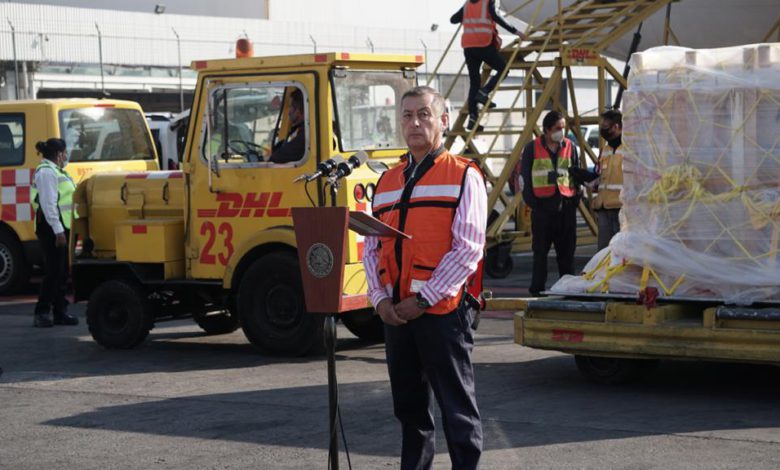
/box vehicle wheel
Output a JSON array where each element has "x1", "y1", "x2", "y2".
[
  {"x1": 238, "y1": 252, "x2": 323, "y2": 356},
  {"x1": 574, "y1": 355, "x2": 656, "y2": 385},
  {"x1": 485, "y1": 243, "x2": 514, "y2": 279},
  {"x1": 341, "y1": 308, "x2": 384, "y2": 342},
  {"x1": 195, "y1": 310, "x2": 239, "y2": 335},
  {"x1": 0, "y1": 229, "x2": 30, "y2": 295},
  {"x1": 86, "y1": 279, "x2": 154, "y2": 349}
]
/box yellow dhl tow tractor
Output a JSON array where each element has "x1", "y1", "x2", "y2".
[
  {"x1": 0, "y1": 99, "x2": 158, "y2": 294},
  {"x1": 70, "y1": 52, "x2": 424, "y2": 355}
]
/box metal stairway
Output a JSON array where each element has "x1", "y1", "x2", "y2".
[{"x1": 430, "y1": 0, "x2": 674, "y2": 275}]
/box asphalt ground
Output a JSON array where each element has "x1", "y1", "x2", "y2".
[{"x1": 2, "y1": 246, "x2": 780, "y2": 469}]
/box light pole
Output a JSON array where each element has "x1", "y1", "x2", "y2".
[
  {"x1": 309, "y1": 34, "x2": 317, "y2": 54},
  {"x1": 95, "y1": 22, "x2": 106, "y2": 96},
  {"x1": 172, "y1": 28, "x2": 184, "y2": 112},
  {"x1": 7, "y1": 19, "x2": 19, "y2": 99}
]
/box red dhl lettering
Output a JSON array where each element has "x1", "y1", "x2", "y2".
[
  {"x1": 197, "y1": 192, "x2": 291, "y2": 218},
  {"x1": 551, "y1": 329, "x2": 584, "y2": 343},
  {"x1": 567, "y1": 48, "x2": 598, "y2": 60}
]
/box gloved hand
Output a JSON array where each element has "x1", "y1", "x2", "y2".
[{"x1": 568, "y1": 166, "x2": 598, "y2": 185}]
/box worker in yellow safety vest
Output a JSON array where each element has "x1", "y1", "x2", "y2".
[
  {"x1": 30, "y1": 138, "x2": 78, "y2": 328},
  {"x1": 591, "y1": 109, "x2": 624, "y2": 249},
  {"x1": 569, "y1": 109, "x2": 624, "y2": 250}
]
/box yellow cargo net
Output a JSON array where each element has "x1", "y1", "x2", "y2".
[{"x1": 552, "y1": 43, "x2": 780, "y2": 303}]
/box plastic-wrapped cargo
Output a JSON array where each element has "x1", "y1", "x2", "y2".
[{"x1": 552, "y1": 43, "x2": 780, "y2": 305}]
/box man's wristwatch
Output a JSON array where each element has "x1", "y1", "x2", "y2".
[{"x1": 415, "y1": 292, "x2": 431, "y2": 310}]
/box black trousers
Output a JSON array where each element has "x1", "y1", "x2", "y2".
[
  {"x1": 384, "y1": 303, "x2": 482, "y2": 470},
  {"x1": 596, "y1": 208, "x2": 621, "y2": 250},
  {"x1": 464, "y1": 45, "x2": 507, "y2": 118},
  {"x1": 34, "y1": 215, "x2": 69, "y2": 317},
  {"x1": 530, "y1": 202, "x2": 577, "y2": 293}
]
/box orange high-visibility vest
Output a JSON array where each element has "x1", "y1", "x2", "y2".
[
  {"x1": 461, "y1": 0, "x2": 496, "y2": 48},
  {"x1": 531, "y1": 136, "x2": 576, "y2": 198},
  {"x1": 592, "y1": 145, "x2": 624, "y2": 210},
  {"x1": 372, "y1": 150, "x2": 479, "y2": 314}
]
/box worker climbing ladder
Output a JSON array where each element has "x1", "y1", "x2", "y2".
[{"x1": 428, "y1": 0, "x2": 674, "y2": 277}]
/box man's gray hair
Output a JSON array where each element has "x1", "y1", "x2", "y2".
[{"x1": 401, "y1": 86, "x2": 447, "y2": 117}]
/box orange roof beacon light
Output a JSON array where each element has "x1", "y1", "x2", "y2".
[{"x1": 235, "y1": 37, "x2": 254, "y2": 58}]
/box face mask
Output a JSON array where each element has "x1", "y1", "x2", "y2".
[
  {"x1": 550, "y1": 130, "x2": 564, "y2": 143},
  {"x1": 599, "y1": 126, "x2": 612, "y2": 140}
]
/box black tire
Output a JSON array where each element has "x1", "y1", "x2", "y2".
[
  {"x1": 0, "y1": 229, "x2": 30, "y2": 295},
  {"x1": 195, "y1": 311, "x2": 239, "y2": 335},
  {"x1": 238, "y1": 252, "x2": 323, "y2": 356},
  {"x1": 574, "y1": 355, "x2": 656, "y2": 385},
  {"x1": 86, "y1": 279, "x2": 154, "y2": 349},
  {"x1": 341, "y1": 308, "x2": 384, "y2": 342},
  {"x1": 485, "y1": 243, "x2": 514, "y2": 279}
]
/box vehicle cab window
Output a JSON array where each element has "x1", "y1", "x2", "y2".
[
  {"x1": 0, "y1": 114, "x2": 25, "y2": 166},
  {"x1": 203, "y1": 82, "x2": 308, "y2": 169}
]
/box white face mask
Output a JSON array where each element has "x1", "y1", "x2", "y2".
[{"x1": 550, "y1": 130, "x2": 564, "y2": 143}]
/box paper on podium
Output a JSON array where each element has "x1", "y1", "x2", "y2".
[{"x1": 349, "y1": 211, "x2": 411, "y2": 239}]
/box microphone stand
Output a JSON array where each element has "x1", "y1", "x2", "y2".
[{"x1": 325, "y1": 176, "x2": 340, "y2": 469}]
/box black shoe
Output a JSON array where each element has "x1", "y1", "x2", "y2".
[
  {"x1": 466, "y1": 118, "x2": 484, "y2": 133},
  {"x1": 34, "y1": 314, "x2": 54, "y2": 328},
  {"x1": 54, "y1": 312, "x2": 79, "y2": 326},
  {"x1": 476, "y1": 90, "x2": 497, "y2": 108}
]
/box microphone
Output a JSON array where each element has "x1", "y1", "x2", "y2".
[
  {"x1": 332, "y1": 151, "x2": 368, "y2": 180},
  {"x1": 294, "y1": 155, "x2": 345, "y2": 182}
]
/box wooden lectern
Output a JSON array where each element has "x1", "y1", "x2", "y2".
[{"x1": 291, "y1": 206, "x2": 408, "y2": 469}]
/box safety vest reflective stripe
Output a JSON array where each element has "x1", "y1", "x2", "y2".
[
  {"x1": 373, "y1": 184, "x2": 462, "y2": 210},
  {"x1": 410, "y1": 184, "x2": 461, "y2": 200},
  {"x1": 372, "y1": 188, "x2": 404, "y2": 209},
  {"x1": 462, "y1": 18, "x2": 492, "y2": 24},
  {"x1": 603, "y1": 184, "x2": 623, "y2": 190},
  {"x1": 462, "y1": 0, "x2": 495, "y2": 48}
]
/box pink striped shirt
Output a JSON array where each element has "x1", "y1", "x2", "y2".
[{"x1": 364, "y1": 166, "x2": 487, "y2": 308}]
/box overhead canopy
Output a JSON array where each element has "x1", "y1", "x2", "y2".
[{"x1": 503, "y1": 0, "x2": 780, "y2": 60}]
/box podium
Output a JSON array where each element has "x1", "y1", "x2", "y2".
[{"x1": 291, "y1": 206, "x2": 408, "y2": 469}]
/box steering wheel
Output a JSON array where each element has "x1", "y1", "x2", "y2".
[{"x1": 228, "y1": 139, "x2": 264, "y2": 162}]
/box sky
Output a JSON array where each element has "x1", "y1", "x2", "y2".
[{"x1": 7, "y1": 0, "x2": 268, "y2": 18}]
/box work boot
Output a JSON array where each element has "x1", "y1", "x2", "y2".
[
  {"x1": 466, "y1": 116, "x2": 484, "y2": 133},
  {"x1": 476, "y1": 89, "x2": 497, "y2": 108},
  {"x1": 53, "y1": 312, "x2": 79, "y2": 326},
  {"x1": 33, "y1": 313, "x2": 54, "y2": 328}
]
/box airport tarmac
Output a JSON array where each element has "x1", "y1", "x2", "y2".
[{"x1": 2, "y1": 251, "x2": 780, "y2": 469}]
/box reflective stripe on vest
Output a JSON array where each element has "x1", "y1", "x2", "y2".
[
  {"x1": 592, "y1": 146, "x2": 624, "y2": 210},
  {"x1": 31, "y1": 160, "x2": 77, "y2": 230},
  {"x1": 531, "y1": 136, "x2": 575, "y2": 198},
  {"x1": 372, "y1": 151, "x2": 473, "y2": 315},
  {"x1": 461, "y1": 0, "x2": 495, "y2": 48}
]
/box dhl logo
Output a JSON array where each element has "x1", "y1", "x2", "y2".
[
  {"x1": 567, "y1": 48, "x2": 598, "y2": 61},
  {"x1": 197, "y1": 191, "x2": 291, "y2": 218}
]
